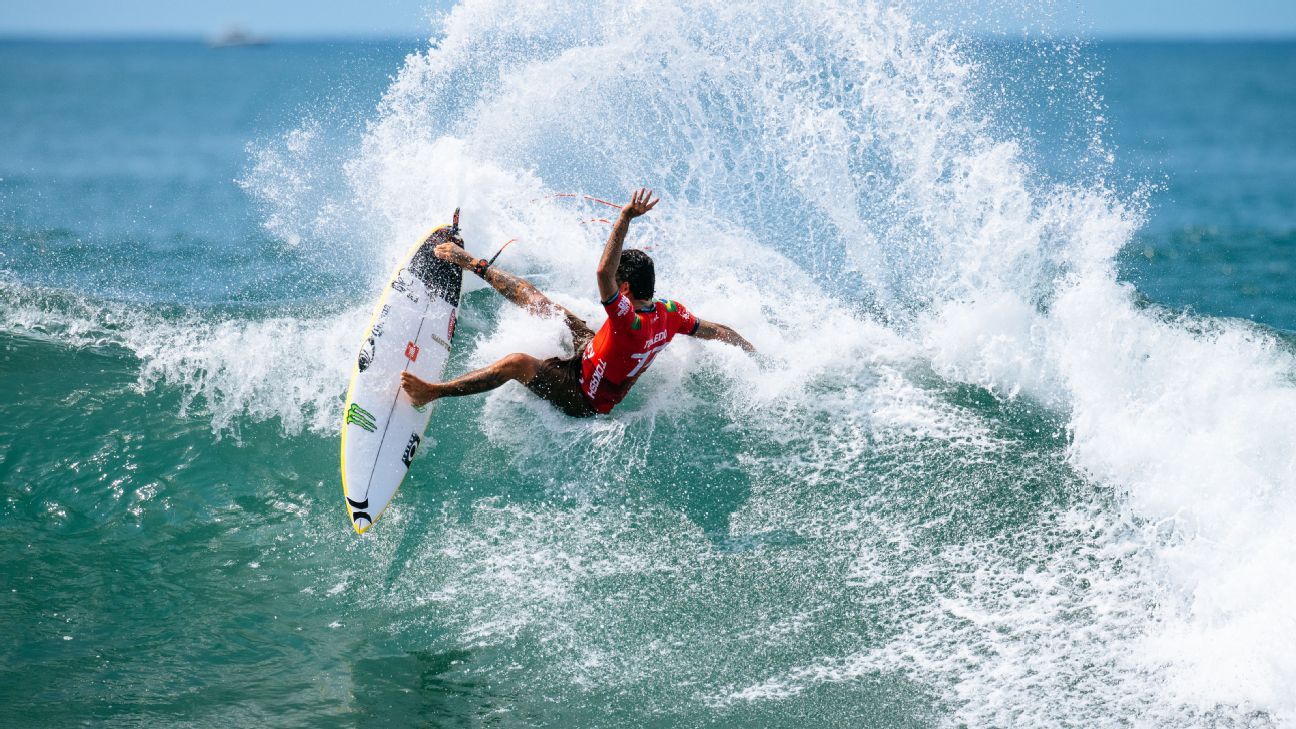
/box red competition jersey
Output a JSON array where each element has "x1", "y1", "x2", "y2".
[{"x1": 580, "y1": 293, "x2": 699, "y2": 413}]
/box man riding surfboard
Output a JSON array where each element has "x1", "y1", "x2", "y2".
[{"x1": 400, "y1": 188, "x2": 754, "y2": 416}]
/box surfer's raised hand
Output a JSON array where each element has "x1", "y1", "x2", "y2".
[
  {"x1": 434, "y1": 241, "x2": 474, "y2": 268},
  {"x1": 620, "y1": 188, "x2": 658, "y2": 220}
]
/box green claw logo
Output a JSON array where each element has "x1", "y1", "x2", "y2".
[{"x1": 345, "y1": 403, "x2": 377, "y2": 432}]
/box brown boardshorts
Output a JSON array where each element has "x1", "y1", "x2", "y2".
[{"x1": 524, "y1": 313, "x2": 597, "y2": 418}]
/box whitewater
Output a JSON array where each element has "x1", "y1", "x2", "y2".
[{"x1": 2, "y1": 1, "x2": 1294, "y2": 726}]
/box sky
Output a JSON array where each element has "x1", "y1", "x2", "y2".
[
  {"x1": 1, "y1": 0, "x2": 1294, "y2": 39},
  {"x1": 0, "y1": 0, "x2": 451, "y2": 39}
]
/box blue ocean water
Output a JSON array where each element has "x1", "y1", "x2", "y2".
[{"x1": 2, "y1": 4, "x2": 1295, "y2": 726}]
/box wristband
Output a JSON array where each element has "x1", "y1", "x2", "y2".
[{"x1": 472, "y1": 258, "x2": 490, "y2": 277}]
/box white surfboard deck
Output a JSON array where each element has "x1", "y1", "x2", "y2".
[{"x1": 340, "y1": 221, "x2": 463, "y2": 534}]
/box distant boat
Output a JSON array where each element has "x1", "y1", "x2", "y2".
[{"x1": 206, "y1": 27, "x2": 269, "y2": 49}]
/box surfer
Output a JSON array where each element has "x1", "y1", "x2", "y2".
[{"x1": 400, "y1": 188, "x2": 754, "y2": 417}]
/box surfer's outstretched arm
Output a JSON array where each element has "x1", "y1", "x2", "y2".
[
  {"x1": 434, "y1": 242, "x2": 557, "y2": 313},
  {"x1": 401, "y1": 354, "x2": 541, "y2": 407},
  {"x1": 433, "y1": 240, "x2": 593, "y2": 346},
  {"x1": 692, "y1": 318, "x2": 756, "y2": 353},
  {"x1": 596, "y1": 188, "x2": 658, "y2": 301}
]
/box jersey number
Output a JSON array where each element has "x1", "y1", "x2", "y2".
[{"x1": 627, "y1": 343, "x2": 669, "y2": 379}]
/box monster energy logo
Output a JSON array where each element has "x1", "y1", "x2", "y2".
[{"x1": 345, "y1": 403, "x2": 376, "y2": 432}]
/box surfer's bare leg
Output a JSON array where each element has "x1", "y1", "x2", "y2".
[{"x1": 400, "y1": 354, "x2": 541, "y2": 407}]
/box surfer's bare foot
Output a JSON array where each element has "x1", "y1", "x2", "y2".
[{"x1": 400, "y1": 371, "x2": 440, "y2": 407}]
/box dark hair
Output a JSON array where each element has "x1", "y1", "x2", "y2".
[{"x1": 616, "y1": 249, "x2": 655, "y2": 300}]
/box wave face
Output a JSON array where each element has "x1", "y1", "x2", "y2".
[{"x1": 4, "y1": 4, "x2": 1295, "y2": 727}]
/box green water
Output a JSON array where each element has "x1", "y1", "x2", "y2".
[{"x1": 0, "y1": 320, "x2": 1124, "y2": 725}]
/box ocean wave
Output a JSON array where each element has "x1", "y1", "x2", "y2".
[
  {"x1": 7, "y1": 0, "x2": 1295, "y2": 723},
  {"x1": 0, "y1": 279, "x2": 363, "y2": 436}
]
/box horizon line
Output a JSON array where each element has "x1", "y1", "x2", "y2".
[
  {"x1": 2, "y1": 31, "x2": 1294, "y2": 44},
  {"x1": 0, "y1": 33, "x2": 428, "y2": 43}
]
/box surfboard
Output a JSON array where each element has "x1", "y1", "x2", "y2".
[{"x1": 340, "y1": 214, "x2": 464, "y2": 534}]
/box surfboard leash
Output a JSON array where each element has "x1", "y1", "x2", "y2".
[
  {"x1": 446, "y1": 206, "x2": 496, "y2": 277},
  {"x1": 471, "y1": 191, "x2": 637, "y2": 276},
  {"x1": 472, "y1": 238, "x2": 519, "y2": 277},
  {"x1": 542, "y1": 192, "x2": 624, "y2": 211},
  {"x1": 538, "y1": 192, "x2": 626, "y2": 226}
]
